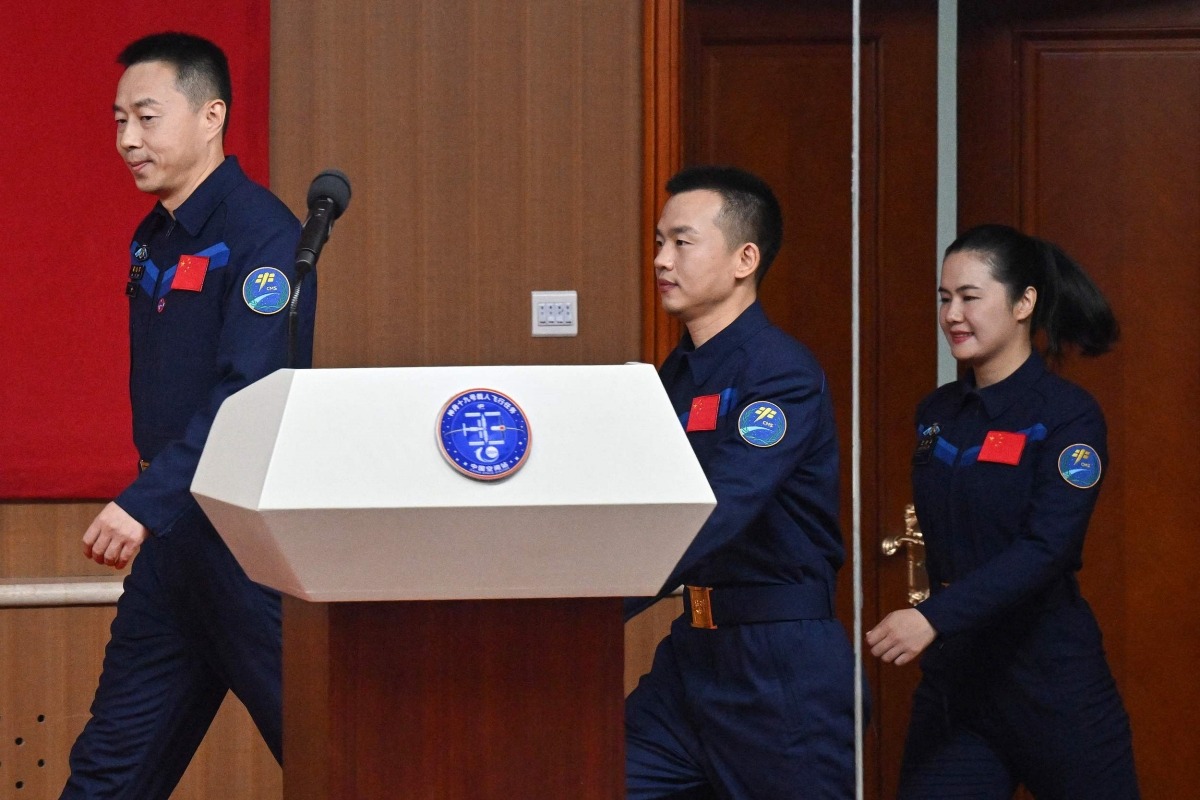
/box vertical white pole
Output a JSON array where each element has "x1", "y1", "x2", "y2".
[
  {"x1": 850, "y1": 0, "x2": 865, "y2": 797},
  {"x1": 937, "y1": 0, "x2": 958, "y2": 385}
]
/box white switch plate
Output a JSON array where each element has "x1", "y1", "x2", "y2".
[{"x1": 531, "y1": 290, "x2": 578, "y2": 337}]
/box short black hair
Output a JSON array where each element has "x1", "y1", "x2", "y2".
[
  {"x1": 665, "y1": 165, "x2": 784, "y2": 283},
  {"x1": 118, "y1": 32, "x2": 232, "y2": 135}
]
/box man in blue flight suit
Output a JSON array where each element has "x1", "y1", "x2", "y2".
[
  {"x1": 625, "y1": 166, "x2": 856, "y2": 799},
  {"x1": 61, "y1": 32, "x2": 315, "y2": 799}
]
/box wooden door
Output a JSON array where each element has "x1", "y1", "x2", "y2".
[
  {"x1": 637, "y1": 2, "x2": 938, "y2": 797},
  {"x1": 959, "y1": 1, "x2": 1200, "y2": 796}
]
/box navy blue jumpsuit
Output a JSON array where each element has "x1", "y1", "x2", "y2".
[
  {"x1": 901, "y1": 352, "x2": 1137, "y2": 799},
  {"x1": 62, "y1": 157, "x2": 314, "y2": 799},
  {"x1": 625, "y1": 301, "x2": 856, "y2": 800}
]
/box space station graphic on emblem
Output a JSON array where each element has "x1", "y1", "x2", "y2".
[{"x1": 436, "y1": 389, "x2": 532, "y2": 481}]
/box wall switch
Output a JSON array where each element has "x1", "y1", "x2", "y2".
[{"x1": 531, "y1": 290, "x2": 578, "y2": 336}]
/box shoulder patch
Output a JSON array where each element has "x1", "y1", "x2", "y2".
[
  {"x1": 243, "y1": 267, "x2": 291, "y2": 315},
  {"x1": 738, "y1": 401, "x2": 786, "y2": 447},
  {"x1": 1058, "y1": 444, "x2": 1102, "y2": 489}
]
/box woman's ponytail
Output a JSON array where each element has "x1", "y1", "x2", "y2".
[{"x1": 1033, "y1": 239, "x2": 1119, "y2": 358}]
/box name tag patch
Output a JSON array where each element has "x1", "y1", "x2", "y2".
[{"x1": 913, "y1": 423, "x2": 940, "y2": 465}]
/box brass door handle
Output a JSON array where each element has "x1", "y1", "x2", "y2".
[{"x1": 881, "y1": 503, "x2": 930, "y2": 606}]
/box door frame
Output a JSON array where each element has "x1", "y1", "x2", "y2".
[
  {"x1": 641, "y1": 0, "x2": 684, "y2": 367},
  {"x1": 639, "y1": 3, "x2": 940, "y2": 798}
]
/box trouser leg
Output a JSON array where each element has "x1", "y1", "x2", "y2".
[
  {"x1": 61, "y1": 537, "x2": 227, "y2": 800},
  {"x1": 629, "y1": 618, "x2": 856, "y2": 800},
  {"x1": 171, "y1": 516, "x2": 283, "y2": 762},
  {"x1": 690, "y1": 620, "x2": 856, "y2": 800},
  {"x1": 898, "y1": 680, "x2": 1016, "y2": 800},
  {"x1": 626, "y1": 630, "x2": 718, "y2": 800},
  {"x1": 1003, "y1": 661, "x2": 1139, "y2": 799}
]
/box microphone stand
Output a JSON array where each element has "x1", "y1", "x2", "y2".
[
  {"x1": 286, "y1": 263, "x2": 311, "y2": 370},
  {"x1": 287, "y1": 202, "x2": 333, "y2": 369}
]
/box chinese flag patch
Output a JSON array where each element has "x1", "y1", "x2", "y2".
[
  {"x1": 978, "y1": 430, "x2": 1026, "y2": 465},
  {"x1": 686, "y1": 394, "x2": 721, "y2": 432},
  {"x1": 173, "y1": 254, "x2": 209, "y2": 292}
]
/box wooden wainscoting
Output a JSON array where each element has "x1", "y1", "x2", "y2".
[{"x1": 0, "y1": 503, "x2": 281, "y2": 799}]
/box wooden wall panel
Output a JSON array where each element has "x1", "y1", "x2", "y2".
[
  {"x1": 270, "y1": 0, "x2": 643, "y2": 370},
  {"x1": 0, "y1": 504, "x2": 108, "y2": 579},
  {"x1": 0, "y1": 604, "x2": 114, "y2": 796},
  {"x1": 0, "y1": 504, "x2": 281, "y2": 798},
  {"x1": 622, "y1": 596, "x2": 680, "y2": 694}
]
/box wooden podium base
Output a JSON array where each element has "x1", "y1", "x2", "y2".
[{"x1": 283, "y1": 596, "x2": 625, "y2": 799}]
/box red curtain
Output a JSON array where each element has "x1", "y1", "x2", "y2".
[{"x1": 0, "y1": 1, "x2": 271, "y2": 498}]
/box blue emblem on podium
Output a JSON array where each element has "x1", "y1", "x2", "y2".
[{"x1": 437, "y1": 389, "x2": 532, "y2": 480}]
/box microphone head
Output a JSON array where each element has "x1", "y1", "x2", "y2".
[{"x1": 307, "y1": 169, "x2": 352, "y2": 218}]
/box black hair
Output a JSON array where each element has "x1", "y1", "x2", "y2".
[
  {"x1": 666, "y1": 165, "x2": 783, "y2": 284},
  {"x1": 118, "y1": 33, "x2": 232, "y2": 135},
  {"x1": 945, "y1": 224, "x2": 1118, "y2": 358}
]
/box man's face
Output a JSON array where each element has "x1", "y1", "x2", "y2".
[
  {"x1": 113, "y1": 61, "x2": 213, "y2": 208},
  {"x1": 654, "y1": 189, "x2": 746, "y2": 323}
]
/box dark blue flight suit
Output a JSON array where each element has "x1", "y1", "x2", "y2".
[
  {"x1": 62, "y1": 157, "x2": 315, "y2": 799},
  {"x1": 625, "y1": 301, "x2": 856, "y2": 800},
  {"x1": 902, "y1": 353, "x2": 1138, "y2": 799}
]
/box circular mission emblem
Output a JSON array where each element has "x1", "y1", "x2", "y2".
[
  {"x1": 738, "y1": 401, "x2": 787, "y2": 447},
  {"x1": 437, "y1": 389, "x2": 531, "y2": 481},
  {"x1": 1058, "y1": 443, "x2": 1102, "y2": 489},
  {"x1": 242, "y1": 267, "x2": 291, "y2": 315}
]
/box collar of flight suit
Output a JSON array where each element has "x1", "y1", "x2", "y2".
[
  {"x1": 678, "y1": 300, "x2": 773, "y2": 386},
  {"x1": 149, "y1": 155, "x2": 247, "y2": 238},
  {"x1": 960, "y1": 350, "x2": 1048, "y2": 420}
]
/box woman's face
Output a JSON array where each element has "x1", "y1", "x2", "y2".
[{"x1": 938, "y1": 250, "x2": 1035, "y2": 379}]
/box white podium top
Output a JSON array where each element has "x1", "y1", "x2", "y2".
[{"x1": 193, "y1": 365, "x2": 714, "y2": 602}]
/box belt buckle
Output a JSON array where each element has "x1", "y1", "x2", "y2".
[{"x1": 687, "y1": 585, "x2": 717, "y2": 629}]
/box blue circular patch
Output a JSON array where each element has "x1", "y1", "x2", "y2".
[
  {"x1": 437, "y1": 389, "x2": 531, "y2": 481},
  {"x1": 738, "y1": 401, "x2": 787, "y2": 448},
  {"x1": 242, "y1": 267, "x2": 291, "y2": 315},
  {"x1": 1058, "y1": 443, "x2": 1102, "y2": 489}
]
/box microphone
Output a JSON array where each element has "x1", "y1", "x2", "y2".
[
  {"x1": 294, "y1": 169, "x2": 351, "y2": 276},
  {"x1": 287, "y1": 169, "x2": 349, "y2": 369}
]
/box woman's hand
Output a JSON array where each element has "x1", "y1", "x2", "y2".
[{"x1": 866, "y1": 608, "x2": 936, "y2": 666}]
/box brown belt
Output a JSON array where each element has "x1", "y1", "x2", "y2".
[
  {"x1": 685, "y1": 583, "x2": 834, "y2": 630},
  {"x1": 688, "y1": 586, "x2": 717, "y2": 629}
]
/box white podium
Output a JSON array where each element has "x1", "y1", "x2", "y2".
[{"x1": 192, "y1": 365, "x2": 714, "y2": 800}]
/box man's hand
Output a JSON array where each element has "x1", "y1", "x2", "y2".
[
  {"x1": 866, "y1": 608, "x2": 936, "y2": 666},
  {"x1": 82, "y1": 502, "x2": 149, "y2": 570}
]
